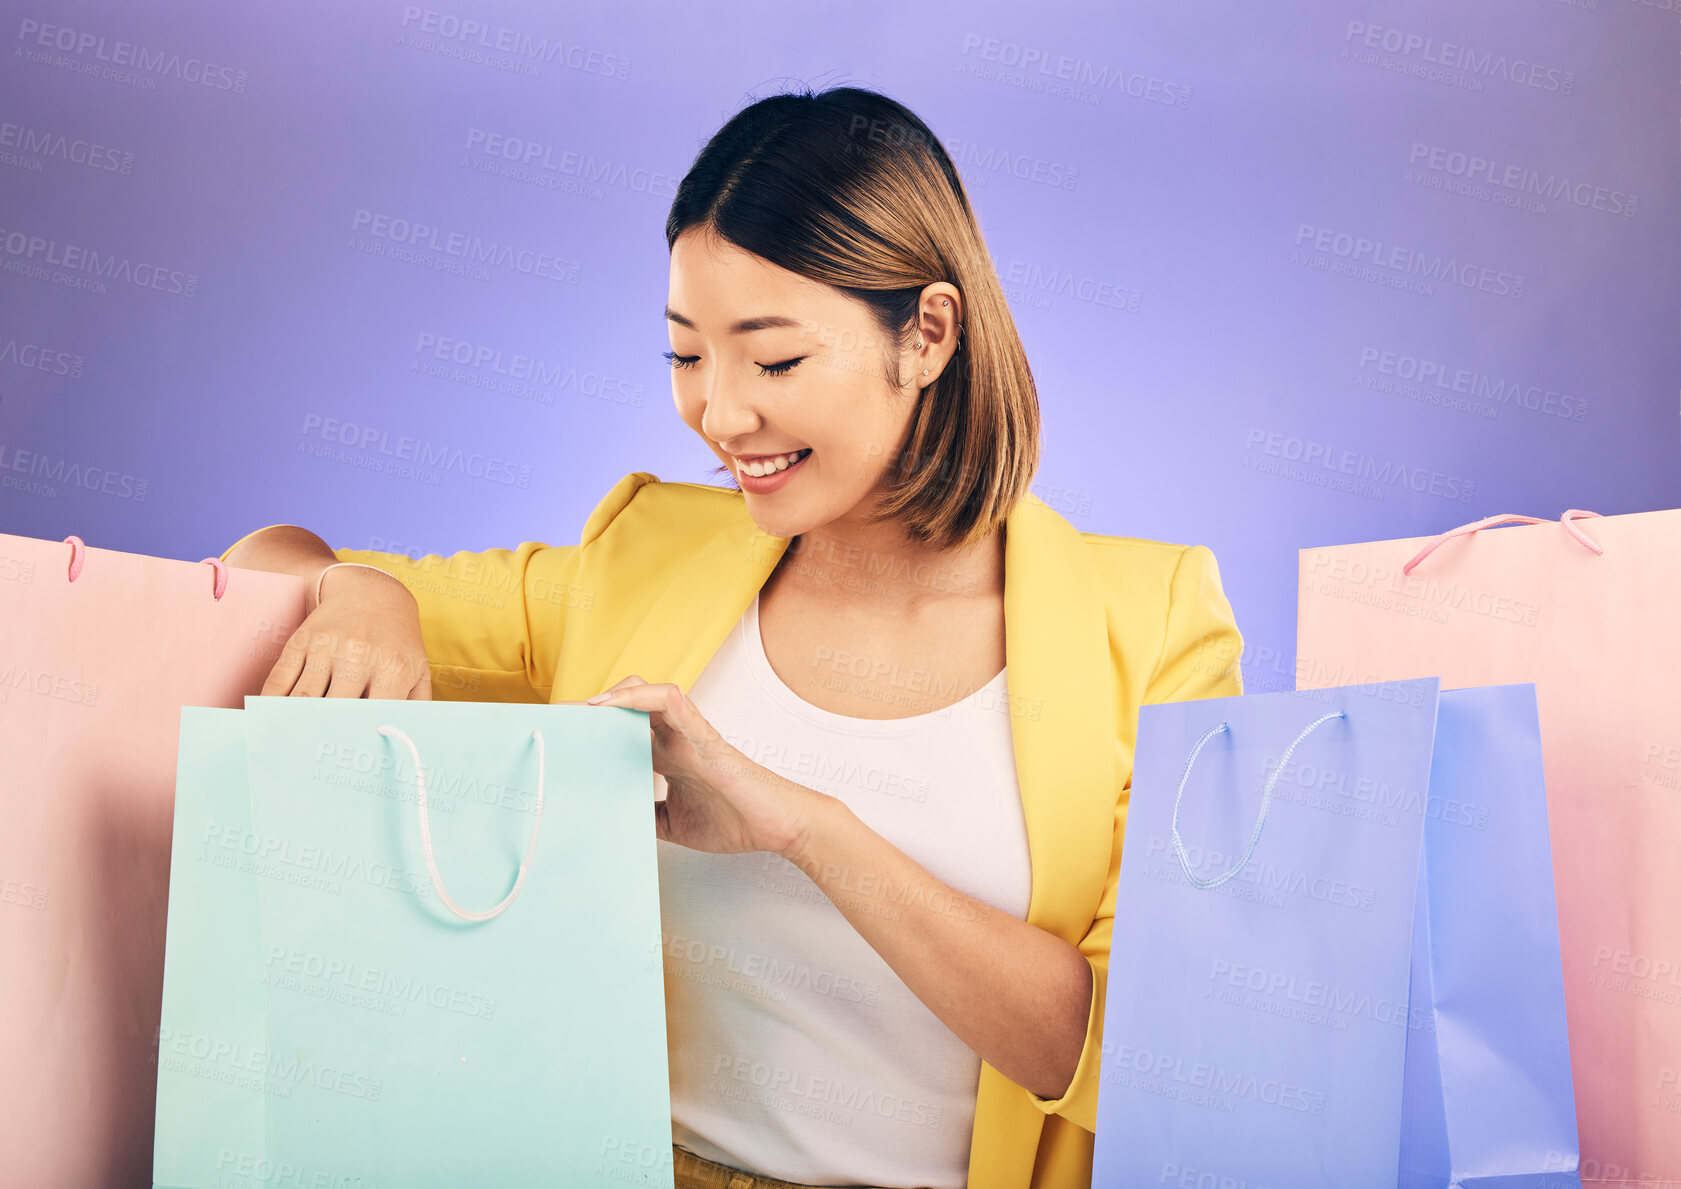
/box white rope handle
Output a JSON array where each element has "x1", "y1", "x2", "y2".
[
  {"x1": 1170, "y1": 711, "x2": 1346, "y2": 889},
  {"x1": 375, "y1": 724, "x2": 547, "y2": 923}
]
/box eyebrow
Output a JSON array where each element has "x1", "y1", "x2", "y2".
[{"x1": 665, "y1": 307, "x2": 804, "y2": 334}]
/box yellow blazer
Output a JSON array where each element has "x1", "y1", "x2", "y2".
[{"x1": 223, "y1": 471, "x2": 1244, "y2": 1189}]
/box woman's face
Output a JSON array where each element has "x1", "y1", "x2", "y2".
[{"x1": 666, "y1": 227, "x2": 921, "y2": 541}]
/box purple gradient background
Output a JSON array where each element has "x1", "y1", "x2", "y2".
[{"x1": 3, "y1": 0, "x2": 1677, "y2": 693}]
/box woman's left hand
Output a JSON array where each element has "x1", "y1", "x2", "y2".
[{"x1": 583, "y1": 675, "x2": 827, "y2": 859}]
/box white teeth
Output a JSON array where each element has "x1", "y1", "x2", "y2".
[{"x1": 740, "y1": 448, "x2": 810, "y2": 477}]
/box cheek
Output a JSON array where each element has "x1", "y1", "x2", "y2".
[{"x1": 825, "y1": 374, "x2": 914, "y2": 457}]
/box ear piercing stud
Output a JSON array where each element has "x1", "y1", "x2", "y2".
[{"x1": 915, "y1": 299, "x2": 959, "y2": 361}]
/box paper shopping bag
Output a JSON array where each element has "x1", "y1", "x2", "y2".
[
  {"x1": 1093, "y1": 680, "x2": 1439, "y2": 1187},
  {"x1": 0, "y1": 533, "x2": 306, "y2": 1189},
  {"x1": 1299, "y1": 509, "x2": 1681, "y2": 1186},
  {"x1": 1094, "y1": 679, "x2": 1580, "y2": 1187},
  {"x1": 153, "y1": 708, "x2": 291, "y2": 1189},
  {"x1": 1400, "y1": 683, "x2": 1580, "y2": 1189},
  {"x1": 155, "y1": 696, "x2": 674, "y2": 1187}
]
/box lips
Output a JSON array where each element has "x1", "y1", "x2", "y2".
[{"x1": 733, "y1": 447, "x2": 812, "y2": 493}]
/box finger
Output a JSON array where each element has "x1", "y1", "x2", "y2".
[
  {"x1": 367, "y1": 653, "x2": 420, "y2": 700},
  {"x1": 594, "y1": 673, "x2": 649, "y2": 697},
  {"x1": 638, "y1": 690, "x2": 705, "y2": 760},
  {"x1": 589, "y1": 687, "x2": 686, "y2": 742},
  {"x1": 592, "y1": 685, "x2": 705, "y2": 751},
  {"x1": 260, "y1": 636, "x2": 309, "y2": 697},
  {"x1": 645, "y1": 689, "x2": 692, "y2": 743},
  {"x1": 364, "y1": 669, "x2": 404, "y2": 700},
  {"x1": 407, "y1": 667, "x2": 434, "y2": 701},
  {"x1": 324, "y1": 665, "x2": 371, "y2": 698},
  {"x1": 288, "y1": 656, "x2": 332, "y2": 698},
  {"x1": 586, "y1": 679, "x2": 672, "y2": 708},
  {"x1": 655, "y1": 685, "x2": 705, "y2": 742}
]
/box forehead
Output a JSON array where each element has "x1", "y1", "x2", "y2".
[{"x1": 667, "y1": 229, "x2": 863, "y2": 333}]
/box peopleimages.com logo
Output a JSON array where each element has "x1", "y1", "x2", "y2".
[
  {"x1": 0, "y1": 224, "x2": 198, "y2": 296},
  {"x1": 1243, "y1": 428, "x2": 1476, "y2": 503},
  {"x1": 299, "y1": 414, "x2": 532, "y2": 489},
  {"x1": 0, "y1": 118, "x2": 135, "y2": 174},
  {"x1": 0, "y1": 335, "x2": 85, "y2": 378},
  {"x1": 1355, "y1": 346, "x2": 1590, "y2": 422},
  {"x1": 398, "y1": 6, "x2": 630, "y2": 79},
  {"x1": 957, "y1": 33, "x2": 1193, "y2": 108},
  {"x1": 1342, "y1": 21, "x2": 1576, "y2": 94},
  {"x1": 348, "y1": 209, "x2": 581, "y2": 284},
  {"x1": 14, "y1": 18, "x2": 251, "y2": 92},
  {"x1": 1406, "y1": 142, "x2": 1636, "y2": 218},
  {"x1": 1101, "y1": 1041, "x2": 1328, "y2": 1115},
  {"x1": 1293, "y1": 224, "x2": 1524, "y2": 299}
]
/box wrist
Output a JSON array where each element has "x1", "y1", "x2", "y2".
[
  {"x1": 776, "y1": 783, "x2": 846, "y2": 870},
  {"x1": 314, "y1": 561, "x2": 411, "y2": 610}
]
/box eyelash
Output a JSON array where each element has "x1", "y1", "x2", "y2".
[{"x1": 661, "y1": 351, "x2": 804, "y2": 378}]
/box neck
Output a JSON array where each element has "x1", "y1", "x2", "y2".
[{"x1": 769, "y1": 519, "x2": 1005, "y2": 611}]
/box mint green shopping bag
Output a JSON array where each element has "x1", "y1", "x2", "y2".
[
  {"x1": 155, "y1": 708, "x2": 278, "y2": 1189},
  {"x1": 154, "y1": 698, "x2": 674, "y2": 1188}
]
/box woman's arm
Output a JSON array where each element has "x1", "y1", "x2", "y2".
[
  {"x1": 586, "y1": 671, "x2": 1093, "y2": 1097},
  {"x1": 224, "y1": 524, "x2": 417, "y2": 618},
  {"x1": 219, "y1": 473, "x2": 655, "y2": 702},
  {"x1": 778, "y1": 543, "x2": 1247, "y2": 1106},
  {"x1": 223, "y1": 522, "x2": 337, "y2": 581},
  {"x1": 222, "y1": 523, "x2": 429, "y2": 698},
  {"x1": 779, "y1": 796, "x2": 1091, "y2": 1100}
]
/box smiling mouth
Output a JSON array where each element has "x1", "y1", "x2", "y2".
[{"x1": 734, "y1": 448, "x2": 812, "y2": 478}]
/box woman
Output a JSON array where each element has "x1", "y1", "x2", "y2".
[{"x1": 222, "y1": 85, "x2": 1244, "y2": 1189}]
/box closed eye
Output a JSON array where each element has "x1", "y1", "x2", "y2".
[{"x1": 662, "y1": 351, "x2": 806, "y2": 377}]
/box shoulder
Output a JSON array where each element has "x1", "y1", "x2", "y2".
[
  {"x1": 1074, "y1": 528, "x2": 1228, "y2": 612},
  {"x1": 579, "y1": 471, "x2": 744, "y2": 547},
  {"x1": 1071, "y1": 526, "x2": 1243, "y2": 697}
]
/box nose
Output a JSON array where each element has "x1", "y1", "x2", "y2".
[{"x1": 698, "y1": 378, "x2": 760, "y2": 447}]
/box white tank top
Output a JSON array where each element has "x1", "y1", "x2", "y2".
[{"x1": 658, "y1": 592, "x2": 1034, "y2": 1189}]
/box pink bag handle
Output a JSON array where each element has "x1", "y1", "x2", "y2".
[
  {"x1": 61, "y1": 535, "x2": 233, "y2": 599},
  {"x1": 1401, "y1": 509, "x2": 1604, "y2": 576},
  {"x1": 375, "y1": 724, "x2": 548, "y2": 923},
  {"x1": 197, "y1": 558, "x2": 230, "y2": 600}
]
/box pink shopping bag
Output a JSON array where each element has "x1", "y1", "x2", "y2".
[
  {"x1": 0, "y1": 533, "x2": 307, "y2": 1189},
  {"x1": 1297, "y1": 509, "x2": 1681, "y2": 1188}
]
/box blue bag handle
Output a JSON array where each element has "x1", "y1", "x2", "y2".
[
  {"x1": 376, "y1": 724, "x2": 548, "y2": 923},
  {"x1": 1170, "y1": 711, "x2": 1346, "y2": 889}
]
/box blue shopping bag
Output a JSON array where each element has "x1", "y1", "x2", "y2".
[
  {"x1": 155, "y1": 698, "x2": 674, "y2": 1189},
  {"x1": 1092, "y1": 679, "x2": 1580, "y2": 1188},
  {"x1": 1094, "y1": 680, "x2": 1438, "y2": 1189},
  {"x1": 1401, "y1": 683, "x2": 1579, "y2": 1188}
]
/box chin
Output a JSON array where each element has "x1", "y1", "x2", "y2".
[{"x1": 744, "y1": 506, "x2": 799, "y2": 540}]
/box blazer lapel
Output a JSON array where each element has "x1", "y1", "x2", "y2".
[
  {"x1": 603, "y1": 490, "x2": 1117, "y2": 939},
  {"x1": 998, "y1": 496, "x2": 1117, "y2": 939},
  {"x1": 602, "y1": 507, "x2": 790, "y2": 701}
]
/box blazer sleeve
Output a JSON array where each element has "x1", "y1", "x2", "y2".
[
  {"x1": 219, "y1": 473, "x2": 653, "y2": 704},
  {"x1": 1026, "y1": 542, "x2": 1245, "y2": 1132}
]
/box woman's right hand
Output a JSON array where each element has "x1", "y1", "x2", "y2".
[{"x1": 260, "y1": 565, "x2": 433, "y2": 699}]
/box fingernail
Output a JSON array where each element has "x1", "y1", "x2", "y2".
[{"x1": 586, "y1": 692, "x2": 610, "y2": 704}]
